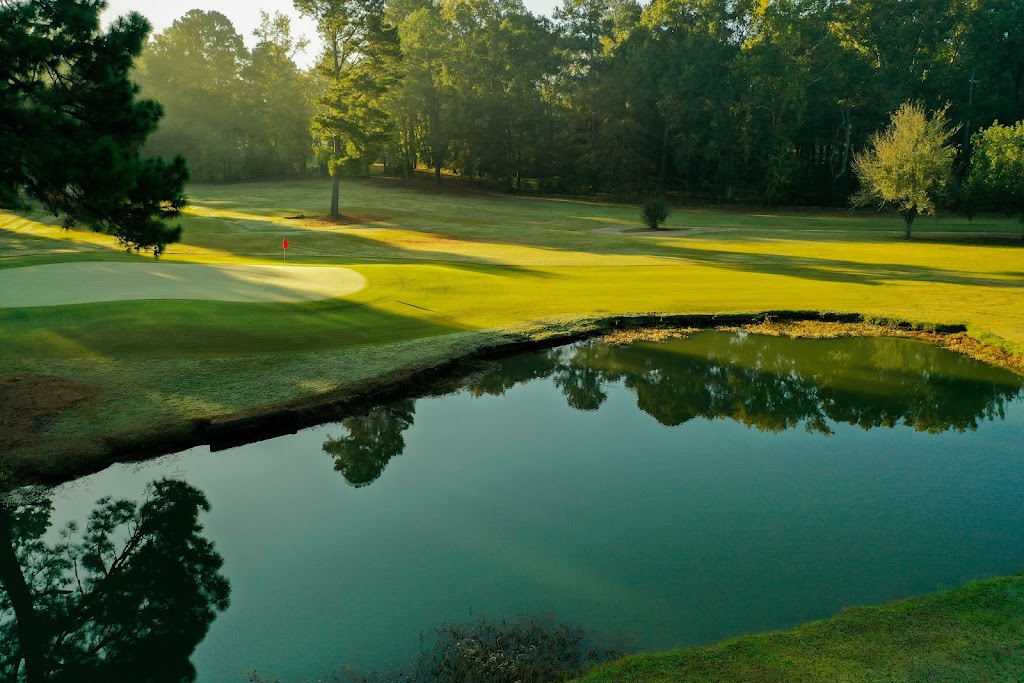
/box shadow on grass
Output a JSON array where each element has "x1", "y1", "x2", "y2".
[
  {"x1": 185, "y1": 198, "x2": 564, "y2": 277},
  {"x1": 659, "y1": 244, "x2": 1024, "y2": 289},
  {"x1": 0, "y1": 216, "x2": 134, "y2": 269},
  {"x1": 185, "y1": 181, "x2": 1024, "y2": 276},
  {"x1": 0, "y1": 295, "x2": 468, "y2": 361}
]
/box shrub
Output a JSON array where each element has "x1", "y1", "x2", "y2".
[
  {"x1": 336, "y1": 614, "x2": 621, "y2": 683},
  {"x1": 640, "y1": 197, "x2": 669, "y2": 230}
]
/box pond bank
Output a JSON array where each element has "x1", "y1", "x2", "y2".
[
  {"x1": 574, "y1": 573, "x2": 1024, "y2": 682},
  {"x1": 2, "y1": 310, "x2": 1022, "y2": 492}
]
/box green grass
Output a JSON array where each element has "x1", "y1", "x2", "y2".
[
  {"x1": 574, "y1": 574, "x2": 1024, "y2": 683},
  {"x1": 1, "y1": 176, "x2": 1023, "y2": 482},
  {"x1": 2, "y1": 177, "x2": 1024, "y2": 678}
]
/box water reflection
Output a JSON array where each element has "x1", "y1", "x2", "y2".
[
  {"x1": 325, "y1": 333, "x2": 1023, "y2": 487},
  {"x1": 323, "y1": 400, "x2": 416, "y2": 488},
  {"x1": 0, "y1": 479, "x2": 230, "y2": 682}
]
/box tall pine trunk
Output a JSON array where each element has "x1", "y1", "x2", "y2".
[
  {"x1": 330, "y1": 136, "x2": 341, "y2": 218},
  {"x1": 330, "y1": 173, "x2": 340, "y2": 218}
]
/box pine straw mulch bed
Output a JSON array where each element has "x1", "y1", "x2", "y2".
[{"x1": 0, "y1": 374, "x2": 99, "y2": 454}]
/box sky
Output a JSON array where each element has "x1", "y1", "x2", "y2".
[{"x1": 103, "y1": 0, "x2": 558, "y2": 70}]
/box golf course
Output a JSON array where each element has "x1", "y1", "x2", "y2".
[
  {"x1": 7, "y1": 0, "x2": 1024, "y2": 679},
  {"x1": 3, "y1": 178, "x2": 1024, "y2": 682},
  {"x1": 2, "y1": 176, "x2": 1024, "y2": 485}
]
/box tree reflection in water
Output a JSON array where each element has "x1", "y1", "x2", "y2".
[
  {"x1": 323, "y1": 400, "x2": 416, "y2": 488},
  {"x1": 323, "y1": 334, "x2": 1024, "y2": 487},
  {"x1": 0, "y1": 479, "x2": 230, "y2": 683}
]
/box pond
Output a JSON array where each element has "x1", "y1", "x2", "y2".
[{"x1": 2, "y1": 332, "x2": 1024, "y2": 681}]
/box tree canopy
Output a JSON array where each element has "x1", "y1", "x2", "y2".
[
  {"x1": 135, "y1": 10, "x2": 312, "y2": 182},
  {"x1": 17, "y1": 0, "x2": 1024, "y2": 219},
  {"x1": 852, "y1": 103, "x2": 958, "y2": 237},
  {"x1": 295, "y1": 0, "x2": 399, "y2": 216},
  {"x1": 968, "y1": 121, "x2": 1024, "y2": 239},
  {"x1": 9, "y1": 0, "x2": 1024, "y2": 224},
  {"x1": 0, "y1": 0, "x2": 188, "y2": 255}
]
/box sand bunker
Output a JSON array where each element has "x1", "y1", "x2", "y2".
[{"x1": 0, "y1": 262, "x2": 367, "y2": 307}]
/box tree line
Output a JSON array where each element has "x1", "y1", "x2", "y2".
[
  {"x1": 3, "y1": 0, "x2": 1023, "y2": 253},
  {"x1": 135, "y1": 10, "x2": 315, "y2": 182},
  {"x1": 138, "y1": 0, "x2": 1024, "y2": 208}
]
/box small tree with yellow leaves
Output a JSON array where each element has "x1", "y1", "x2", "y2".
[{"x1": 853, "y1": 102, "x2": 959, "y2": 238}]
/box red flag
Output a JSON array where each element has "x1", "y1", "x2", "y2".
[{"x1": 283, "y1": 238, "x2": 289, "y2": 250}]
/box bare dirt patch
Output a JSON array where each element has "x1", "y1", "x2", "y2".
[
  {"x1": 306, "y1": 214, "x2": 391, "y2": 227},
  {"x1": 0, "y1": 375, "x2": 99, "y2": 452}
]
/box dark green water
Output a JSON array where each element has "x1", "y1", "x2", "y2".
[{"x1": 2, "y1": 332, "x2": 1024, "y2": 681}]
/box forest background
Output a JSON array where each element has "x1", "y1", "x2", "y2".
[{"x1": 133, "y1": 0, "x2": 1024, "y2": 209}]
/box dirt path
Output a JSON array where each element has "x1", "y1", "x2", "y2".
[{"x1": 0, "y1": 262, "x2": 367, "y2": 307}]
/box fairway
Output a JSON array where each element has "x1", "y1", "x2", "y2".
[
  {"x1": 1, "y1": 177, "x2": 1023, "y2": 486},
  {"x1": 0, "y1": 261, "x2": 367, "y2": 307}
]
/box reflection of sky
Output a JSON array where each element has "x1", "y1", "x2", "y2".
[{"x1": 103, "y1": 0, "x2": 559, "y2": 70}]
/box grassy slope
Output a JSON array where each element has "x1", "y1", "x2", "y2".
[
  {"x1": 1, "y1": 177, "x2": 1022, "y2": 481},
  {"x1": 575, "y1": 575, "x2": 1024, "y2": 683},
  {"x1": 3, "y1": 179, "x2": 1024, "y2": 680}
]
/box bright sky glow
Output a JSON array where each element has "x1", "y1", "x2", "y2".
[{"x1": 102, "y1": 0, "x2": 558, "y2": 70}]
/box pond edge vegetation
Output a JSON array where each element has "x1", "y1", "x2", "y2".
[
  {"x1": 572, "y1": 573, "x2": 1024, "y2": 683},
  {"x1": 5, "y1": 309, "x2": 1022, "y2": 493}
]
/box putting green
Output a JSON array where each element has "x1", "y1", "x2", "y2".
[{"x1": 0, "y1": 262, "x2": 367, "y2": 307}]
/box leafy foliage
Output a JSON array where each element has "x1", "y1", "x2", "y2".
[
  {"x1": 136, "y1": 10, "x2": 312, "y2": 181},
  {"x1": 111, "y1": 0, "x2": 1024, "y2": 211},
  {"x1": 967, "y1": 120, "x2": 1024, "y2": 239},
  {"x1": 639, "y1": 197, "x2": 669, "y2": 229},
  {"x1": 852, "y1": 103, "x2": 958, "y2": 237},
  {"x1": 297, "y1": 0, "x2": 399, "y2": 216},
  {"x1": 0, "y1": 0, "x2": 188, "y2": 255},
  {"x1": 4, "y1": 0, "x2": 1024, "y2": 246},
  {"x1": 332, "y1": 615, "x2": 619, "y2": 683}
]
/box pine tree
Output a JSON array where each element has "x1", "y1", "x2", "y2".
[
  {"x1": 295, "y1": 0, "x2": 399, "y2": 218},
  {"x1": 0, "y1": 0, "x2": 188, "y2": 256}
]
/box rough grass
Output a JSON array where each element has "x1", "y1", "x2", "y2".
[
  {"x1": 0, "y1": 177, "x2": 1022, "y2": 484},
  {"x1": 573, "y1": 574, "x2": 1024, "y2": 683}
]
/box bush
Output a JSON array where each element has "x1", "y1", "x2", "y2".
[
  {"x1": 334, "y1": 614, "x2": 621, "y2": 683},
  {"x1": 640, "y1": 197, "x2": 669, "y2": 229}
]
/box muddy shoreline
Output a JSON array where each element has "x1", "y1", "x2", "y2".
[{"x1": 5, "y1": 310, "x2": 1022, "y2": 493}]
